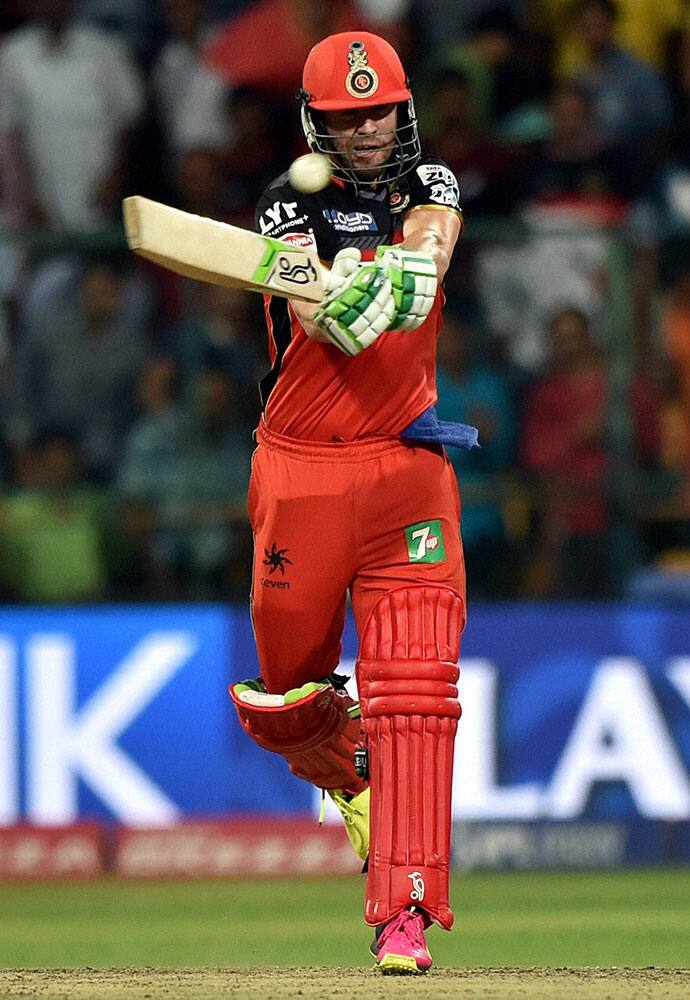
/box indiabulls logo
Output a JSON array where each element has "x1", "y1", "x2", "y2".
[
  {"x1": 345, "y1": 40, "x2": 379, "y2": 99},
  {"x1": 408, "y1": 871, "x2": 425, "y2": 901}
]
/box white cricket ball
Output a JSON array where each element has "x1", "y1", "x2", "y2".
[{"x1": 288, "y1": 152, "x2": 333, "y2": 193}]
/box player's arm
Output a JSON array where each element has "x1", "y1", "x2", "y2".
[
  {"x1": 400, "y1": 205, "x2": 463, "y2": 281},
  {"x1": 290, "y1": 278, "x2": 329, "y2": 342},
  {"x1": 374, "y1": 159, "x2": 463, "y2": 331},
  {"x1": 289, "y1": 252, "x2": 359, "y2": 344}
]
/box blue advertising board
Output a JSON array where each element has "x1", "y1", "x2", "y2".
[
  {"x1": 1, "y1": 604, "x2": 689, "y2": 828},
  {"x1": 456, "y1": 605, "x2": 690, "y2": 822}
]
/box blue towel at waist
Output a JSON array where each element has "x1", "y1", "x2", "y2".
[{"x1": 401, "y1": 405, "x2": 480, "y2": 450}]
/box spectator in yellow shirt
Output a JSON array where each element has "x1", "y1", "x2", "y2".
[{"x1": 535, "y1": 0, "x2": 684, "y2": 73}]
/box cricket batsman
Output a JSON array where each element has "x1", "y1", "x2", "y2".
[{"x1": 229, "y1": 31, "x2": 477, "y2": 974}]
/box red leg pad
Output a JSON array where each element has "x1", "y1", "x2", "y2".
[
  {"x1": 229, "y1": 683, "x2": 366, "y2": 795},
  {"x1": 357, "y1": 586, "x2": 463, "y2": 930}
]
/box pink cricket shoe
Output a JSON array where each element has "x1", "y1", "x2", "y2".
[{"x1": 370, "y1": 907, "x2": 433, "y2": 974}]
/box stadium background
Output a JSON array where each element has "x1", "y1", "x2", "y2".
[{"x1": 0, "y1": 0, "x2": 689, "y2": 983}]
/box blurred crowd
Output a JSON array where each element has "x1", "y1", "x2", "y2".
[{"x1": 0, "y1": 0, "x2": 689, "y2": 605}]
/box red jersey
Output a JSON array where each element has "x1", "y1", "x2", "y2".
[{"x1": 254, "y1": 158, "x2": 461, "y2": 441}]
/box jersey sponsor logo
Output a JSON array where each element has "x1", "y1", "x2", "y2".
[
  {"x1": 258, "y1": 201, "x2": 300, "y2": 235},
  {"x1": 405, "y1": 519, "x2": 446, "y2": 563},
  {"x1": 259, "y1": 213, "x2": 310, "y2": 238},
  {"x1": 416, "y1": 164, "x2": 460, "y2": 209},
  {"x1": 322, "y1": 208, "x2": 378, "y2": 232},
  {"x1": 428, "y1": 183, "x2": 460, "y2": 208},
  {"x1": 281, "y1": 230, "x2": 317, "y2": 249}
]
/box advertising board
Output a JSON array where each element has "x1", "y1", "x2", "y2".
[{"x1": 1, "y1": 605, "x2": 688, "y2": 828}]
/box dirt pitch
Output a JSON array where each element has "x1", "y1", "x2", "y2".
[{"x1": 1, "y1": 967, "x2": 689, "y2": 1000}]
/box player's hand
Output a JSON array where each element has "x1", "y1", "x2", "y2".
[
  {"x1": 323, "y1": 247, "x2": 363, "y2": 295},
  {"x1": 375, "y1": 245, "x2": 438, "y2": 331},
  {"x1": 314, "y1": 262, "x2": 395, "y2": 356}
]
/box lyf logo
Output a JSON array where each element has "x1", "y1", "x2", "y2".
[
  {"x1": 408, "y1": 871, "x2": 425, "y2": 902},
  {"x1": 259, "y1": 201, "x2": 299, "y2": 235}
]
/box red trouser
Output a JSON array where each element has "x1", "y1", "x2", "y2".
[{"x1": 249, "y1": 423, "x2": 466, "y2": 692}]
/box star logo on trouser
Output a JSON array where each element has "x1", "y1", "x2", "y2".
[{"x1": 263, "y1": 543, "x2": 293, "y2": 575}]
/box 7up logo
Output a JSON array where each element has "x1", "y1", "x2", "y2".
[{"x1": 405, "y1": 519, "x2": 445, "y2": 563}]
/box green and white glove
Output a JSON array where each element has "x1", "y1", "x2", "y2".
[
  {"x1": 323, "y1": 247, "x2": 363, "y2": 295},
  {"x1": 375, "y1": 245, "x2": 438, "y2": 331},
  {"x1": 315, "y1": 254, "x2": 395, "y2": 356}
]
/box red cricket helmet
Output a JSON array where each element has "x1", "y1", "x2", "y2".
[
  {"x1": 302, "y1": 31, "x2": 411, "y2": 110},
  {"x1": 298, "y1": 31, "x2": 420, "y2": 187}
]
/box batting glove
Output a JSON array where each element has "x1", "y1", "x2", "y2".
[
  {"x1": 315, "y1": 262, "x2": 395, "y2": 356},
  {"x1": 323, "y1": 247, "x2": 363, "y2": 294},
  {"x1": 375, "y1": 245, "x2": 438, "y2": 331}
]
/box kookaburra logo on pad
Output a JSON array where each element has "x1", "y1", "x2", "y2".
[
  {"x1": 345, "y1": 40, "x2": 379, "y2": 99},
  {"x1": 408, "y1": 871, "x2": 425, "y2": 901}
]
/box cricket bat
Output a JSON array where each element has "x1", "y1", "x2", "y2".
[{"x1": 122, "y1": 196, "x2": 325, "y2": 303}]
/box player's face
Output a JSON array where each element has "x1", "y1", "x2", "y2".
[{"x1": 323, "y1": 104, "x2": 398, "y2": 179}]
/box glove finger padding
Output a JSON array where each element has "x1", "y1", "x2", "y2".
[
  {"x1": 315, "y1": 263, "x2": 396, "y2": 356},
  {"x1": 324, "y1": 247, "x2": 362, "y2": 294},
  {"x1": 376, "y1": 246, "x2": 438, "y2": 332}
]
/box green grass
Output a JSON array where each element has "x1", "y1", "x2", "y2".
[{"x1": 0, "y1": 869, "x2": 688, "y2": 968}]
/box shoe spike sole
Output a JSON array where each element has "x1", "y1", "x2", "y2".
[{"x1": 376, "y1": 954, "x2": 427, "y2": 975}]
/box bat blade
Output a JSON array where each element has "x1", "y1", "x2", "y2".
[{"x1": 122, "y1": 196, "x2": 325, "y2": 302}]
